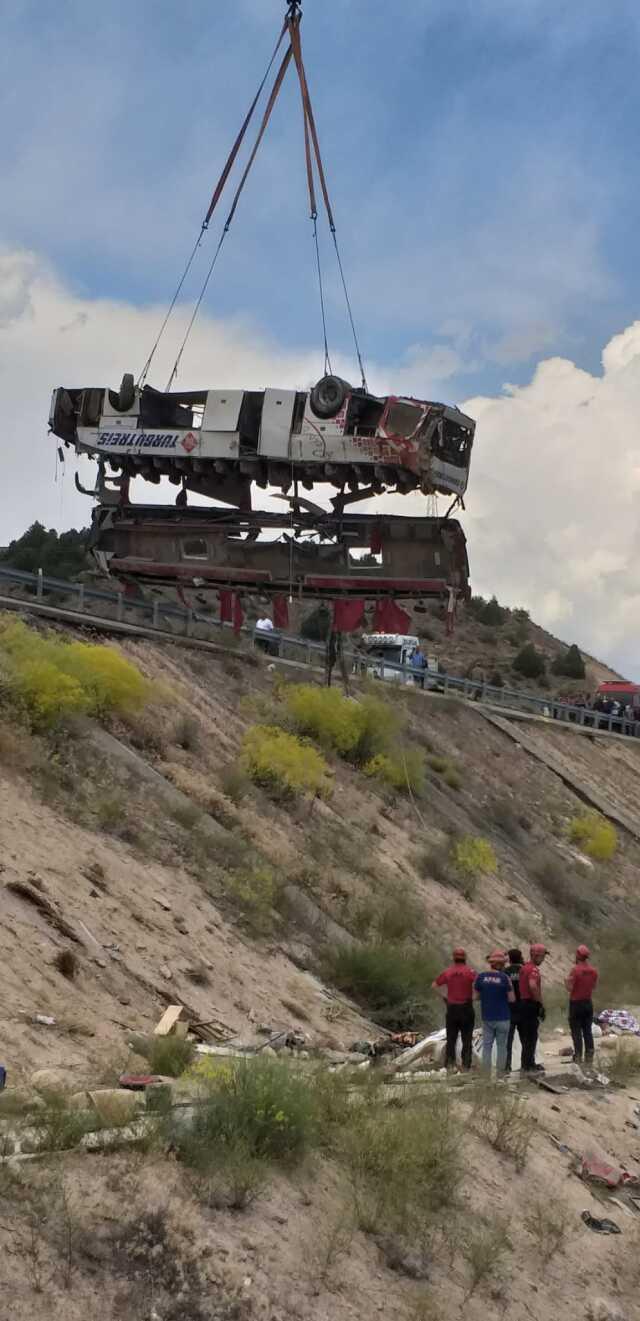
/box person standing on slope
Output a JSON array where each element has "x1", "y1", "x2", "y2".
[
  {"x1": 432, "y1": 948, "x2": 476, "y2": 1071},
  {"x1": 519, "y1": 943, "x2": 548, "y2": 1072},
  {"x1": 474, "y1": 951, "x2": 515, "y2": 1073},
  {"x1": 504, "y1": 947, "x2": 524, "y2": 1073},
  {"x1": 566, "y1": 944, "x2": 598, "y2": 1066}
]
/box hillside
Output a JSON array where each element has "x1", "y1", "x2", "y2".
[{"x1": 1, "y1": 613, "x2": 640, "y2": 1320}]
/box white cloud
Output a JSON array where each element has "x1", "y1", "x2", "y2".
[{"x1": 1, "y1": 247, "x2": 639, "y2": 678}]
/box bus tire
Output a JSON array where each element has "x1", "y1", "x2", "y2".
[{"x1": 309, "y1": 375, "x2": 351, "y2": 419}]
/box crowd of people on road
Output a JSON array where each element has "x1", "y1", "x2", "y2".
[
  {"x1": 554, "y1": 691, "x2": 640, "y2": 730},
  {"x1": 432, "y1": 943, "x2": 598, "y2": 1073}
]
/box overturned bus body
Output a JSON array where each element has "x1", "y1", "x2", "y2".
[
  {"x1": 90, "y1": 504, "x2": 470, "y2": 603},
  {"x1": 50, "y1": 374, "x2": 475, "y2": 505},
  {"x1": 50, "y1": 373, "x2": 475, "y2": 607}
]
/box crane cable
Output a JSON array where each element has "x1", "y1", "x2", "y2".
[
  {"x1": 138, "y1": 17, "x2": 288, "y2": 388},
  {"x1": 166, "y1": 39, "x2": 294, "y2": 391},
  {"x1": 144, "y1": 2, "x2": 367, "y2": 393},
  {"x1": 288, "y1": 13, "x2": 368, "y2": 390}
]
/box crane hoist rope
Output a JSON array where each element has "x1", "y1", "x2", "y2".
[{"x1": 139, "y1": 1, "x2": 367, "y2": 393}]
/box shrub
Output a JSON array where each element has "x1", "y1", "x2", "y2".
[
  {"x1": 551, "y1": 643, "x2": 586, "y2": 679},
  {"x1": 29, "y1": 1096, "x2": 96, "y2": 1153},
  {"x1": 240, "y1": 725, "x2": 333, "y2": 800},
  {"x1": 0, "y1": 617, "x2": 151, "y2": 729},
  {"x1": 170, "y1": 800, "x2": 202, "y2": 830},
  {"x1": 322, "y1": 941, "x2": 442, "y2": 1030},
  {"x1": 489, "y1": 797, "x2": 521, "y2": 837},
  {"x1": 220, "y1": 764, "x2": 250, "y2": 803},
  {"x1": 172, "y1": 714, "x2": 201, "y2": 751},
  {"x1": 529, "y1": 847, "x2": 598, "y2": 924},
  {"x1": 375, "y1": 891, "x2": 425, "y2": 942},
  {"x1": 281, "y1": 684, "x2": 397, "y2": 762},
  {"x1": 569, "y1": 812, "x2": 617, "y2": 861},
  {"x1": 478, "y1": 596, "x2": 507, "y2": 627},
  {"x1": 363, "y1": 745, "x2": 425, "y2": 795},
  {"x1": 601, "y1": 1039, "x2": 640, "y2": 1086},
  {"x1": 512, "y1": 643, "x2": 546, "y2": 679},
  {"x1": 173, "y1": 1057, "x2": 323, "y2": 1170},
  {"x1": 343, "y1": 1093, "x2": 462, "y2": 1243},
  {"x1": 471, "y1": 1083, "x2": 534, "y2": 1170},
  {"x1": 596, "y1": 926, "x2": 640, "y2": 1003},
  {"x1": 225, "y1": 863, "x2": 280, "y2": 933},
  {"x1": 148, "y1": 1036, "x2": 195, "y2": 1078},
  {"x1": 451, "y1": 836, "x2": 497, "y2": 881},
  {"x1": 525, "y1": 1197, "x2": 571, "y2": 1262},
  {"x1": 54, "y1": 948, "x2": 78, "y2": 980},
  {"x1": 461, "y1": 1216, "x2": 510, "y2": 1298}
]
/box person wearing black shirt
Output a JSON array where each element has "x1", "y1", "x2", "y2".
[{"x1": 505, "y1": 947, "x2": 524, "y2": 1073}]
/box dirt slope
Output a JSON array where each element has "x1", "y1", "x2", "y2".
[{"x1": 2, "y1": 629, "x2": 640, "y2": 1320}]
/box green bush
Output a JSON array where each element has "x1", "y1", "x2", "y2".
[
  {"x1": 241, "y1": 724, "x2": 333, "y2": 800},
  {"x1": 363, "y1": 746, "x2": 425, "y2": 795},
  {"x1": 343, "y1": 1093, "x2": 462, "y2": 1242},
  {"x1": 225, "y1": 863, "x2": 281, "y2": 933},
  {"x1": 174, "y1": 1057, "x2": 328, "y2": 1168},
  {"x1": 0, "y1": 616, "x2": 152, "y2": 729},
  {"x1": 281, "y1": 684, "x2": 398, "y2": 763},
  {"x1": 451, "y1": 836, "x2": 496, "y2": 880},
  {"x1": 478, "y1": 596, "x2": 507, "y2": 627},
  {"x1": 0, "y1": 520, "x2": 88, "y2": 578},
  {"x1": 512, "y1": 643, "x2": 546, "y2": 679},
  {"x1": 274, "y1": 681, "x2": 424, "y2": 793},
  {"x1": 322, "y1": 941, "x2": 442, "y2": 1030},
  {"x1": 569, "y1": 812, "x2": 617, "y2": 861},
  {"x1": 551, "y1": 643, "x2": 586, "y2": 679},
  {"x1": 148, "y1": 1036, "x2": 196, "y2": 1078},
  {"x1": 426, "y1": 755, "x2": 462, "y2": 790}
]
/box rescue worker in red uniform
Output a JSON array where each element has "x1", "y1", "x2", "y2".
[
  {"x1": 519, "y1": 943, "x2": 548, "y2": 1072},
  {"x1": 566, "y1": 944, "x2": 598, "y2": 1065},
  {"x1": 432, "y1": 947, "x2": 476, "y2": 1070}
]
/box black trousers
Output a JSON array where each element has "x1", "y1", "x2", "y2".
[
  {"x1": 519, "y1": 1001, "x2": 540, "y2": 1071},
  {"x1": 445, "y1": 1003, "x2": 475, "y2": 1070},
  {"x1": 569, "y1": 999, "x2": 594, "y2": 1061},
  {"x1": 506, "y1": 1016, "x2": 524, "y2": 1071}
]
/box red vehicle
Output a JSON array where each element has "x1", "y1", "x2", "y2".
[{"x1": 595, "y1": 682, "x2": 640, "y2": 711}]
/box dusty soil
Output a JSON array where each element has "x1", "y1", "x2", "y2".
[{"x1": 1, "y1": 630, "x2": 640, "y2": 1319}]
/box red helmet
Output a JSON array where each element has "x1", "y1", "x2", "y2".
[
  {"x1": 530, "y1": 943, "x2": 548, "y2": 958},
  {"x1": 488, "y1": 950, "x2": 507, "y2": 964},
  {"x1": 576, "y1": 944, "x2": 590, "y2": 960},
  {"x1": 452, "y1": 947, "x2": 466, "y2": 961}
]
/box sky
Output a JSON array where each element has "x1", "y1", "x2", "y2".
[{"x1": 1, "y1": 0, "x2": 639, "y2": 676}]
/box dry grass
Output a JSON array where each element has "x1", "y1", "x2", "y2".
[{"x1": 471, "y1": 1084, "x2": 535, "y2": 1171}]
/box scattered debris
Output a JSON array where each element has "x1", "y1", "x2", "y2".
[
  {"x1": 580, "y1": 1153, "x2": 624, "y2": 1188},
  {"x1": 118, "y1": 1074, "x2": 171, "y2": 1092},
  {"x1": 596, "y1": 1009, "x2": 640, "y2": 1036},
  {"x1": 154, "y1": 1005, "x2": 186, "y2": 1037},
  {"x1": 581, "y1": 1211, "x2": 621, "y2": 1235},
  {"x1": 153, "y1": 894, "x2": 172, "y2": 911},
  {"x1": 607, "y1": 1196, "x2": 634, "y2": 1218},
  {"x1": 32, "y1": 1013, "x2": 56, "y2": 1028}
]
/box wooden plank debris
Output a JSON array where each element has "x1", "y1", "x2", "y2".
[{"x1": 153, "y1": 1005, "x2": 185, "y2": 1037}]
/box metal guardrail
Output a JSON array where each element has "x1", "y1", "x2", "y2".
[{"x1": 1, "y1": 564, "x2": 638, "y2": 739}]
